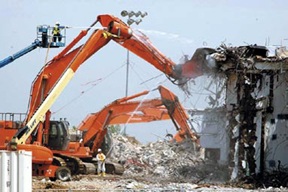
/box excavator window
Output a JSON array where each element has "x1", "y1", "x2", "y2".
[
  {"x1": 58, "y1": 124, "x2": 64, "y2": 136},
  {"x1": 50, "y1": 124, "x2": 57, "y2": 138},
  {"x1": 47, "y1": 121, "x2": 70, "y2": 150}
]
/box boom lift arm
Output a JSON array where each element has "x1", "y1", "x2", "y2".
[
  {"x1": 0, "y1": 25, "x2": 66, "y2": 68},
  {"x1": 0, "y1": 40, "x2": 41, "y2": 68}
]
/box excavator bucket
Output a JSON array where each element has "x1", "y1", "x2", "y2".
[{"x1": 178, "y1": 47, "x2": 217, "y2": 79}]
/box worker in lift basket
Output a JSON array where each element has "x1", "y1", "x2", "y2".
[
  {"x1": 96, "y1": 148, "x2": 106, "y2": 176},
  {"x1": 52, "y1": 21, "x2": 62, "y2": 42}
]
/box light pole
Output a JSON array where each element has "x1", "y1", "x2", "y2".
[
  {"x1": 120, "y1": 10, "x2": 148, "y2": 97},
  {"x1": 120, "y1": 10, "x2": 148, "y2": 135}
]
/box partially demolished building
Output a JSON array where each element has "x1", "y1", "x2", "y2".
[{"x1": 192, "y1": 44, "x2": 288, "y2": 186}]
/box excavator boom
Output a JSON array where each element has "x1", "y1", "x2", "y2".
[
  {"x1": 6, "y1": 14, "x2": 202, "y2": 180},
  {"x1": 105, "y1": 107, "x2": 169, "y2": 124},
  {"x1": 103, "y1": 17, "x2": 176, "y2": 77},
  {"x1": 79, "y1": 85, "x2": 199, "y2": 154},
  {"x1": 25, "y1": 14, "x2": 209, "y2": 128},
  {"x1": 80, "y1": 99, "x2": 166, "y2": 152}
]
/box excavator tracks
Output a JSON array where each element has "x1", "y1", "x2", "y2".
[
  {"x1": 53, "y1": 154, "x2": 124, "y2": 176},
  {"x1": 53, "y1": 154, "x2": 91, "y2": 175},
  {"x1": 91, "y1": 160, "x2": 125, "y2": 175},
  {"x1": 52, "y1": 156, "x2": 67, "y2": 167},
  {"x1": 107, "y1": 162, "x2": 125, "y2": 175},
  {"x1": 82, "y1": 162, "x2": 97, "y2": 174}
]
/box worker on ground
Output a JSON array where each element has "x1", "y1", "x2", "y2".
[
  {"x1": 52, "y1": 21, "x2": 62, "y2": 42},
  {"x1": 96, "y1": 148, "x2": 106, "y2": 176}
]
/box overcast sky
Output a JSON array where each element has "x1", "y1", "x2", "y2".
[{"x1": 1, "y1": 0, "x2": 288, "y2": 144}]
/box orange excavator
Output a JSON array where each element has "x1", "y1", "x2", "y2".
[
  {"x1": 48, "y1": 90, "x2": 171, "y2": 175},
  {"x1": 48, "y1": 85, "x2": 198, "y2": 175},
  {"x1": 1, "y1": 14, "x2": 206, "y2": 181},
  {"x1": 77, "y1": 85, "x2": 198, "y2": 156},
  {"x1": 0, "y1": 85, "x2": 198, "y2": 177}
]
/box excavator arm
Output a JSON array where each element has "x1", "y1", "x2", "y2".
[
  {"x1": 25, "y1": 14, "x2": 209, "y2": 124},
  {"x1": 78, "y1": 107, "x2": 169, "y2": 132},
  {"x1": 98, "y1": 15, "x2": 177, "y2": 78},
  {"x1": 98, "y1": 14, "x2": 212, "y2": 83},
  {"x1": 79, "y1": 86, "x2": 199, "y2": 154},
  {"x1": 79, "y1": 90, "x2": 167, "y2": 153},
  {"x1": 158, "y1": 85, "x2": 198, "y2": 143},
  {"x1": 10, "y1": 14, "x2": 203, "y2": 148}
]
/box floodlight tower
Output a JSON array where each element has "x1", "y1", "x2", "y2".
[
  {"x1": 120, "y1": 10, "x2": 148, "y2": 135},
  {"x1": 120, "y1": 10, "x2": 148, "y2": 97}
]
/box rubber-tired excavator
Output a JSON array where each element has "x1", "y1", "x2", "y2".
[{"x1": 0, "y1": 14, "x2": 207, "y2": 181}]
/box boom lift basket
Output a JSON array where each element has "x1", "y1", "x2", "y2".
[{"x1": 37, "y1": 25, "x2": 66, "y2": 48}]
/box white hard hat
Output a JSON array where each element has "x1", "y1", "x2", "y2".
[
  {"x1": 98, "y1": 148, "x2": 102, "y2": 152},
  {"x1": 55, "y1": 21, "x2": 60, "y2": 25}
]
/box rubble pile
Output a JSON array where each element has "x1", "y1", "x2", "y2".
[
  {"x1": 108, "y1": 134, "x2": 229, "y2": 183},
  {"x1": 32, "y1": 134, "x2": 288, "y2": 191}
]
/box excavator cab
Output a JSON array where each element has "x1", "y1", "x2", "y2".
[
  {"x1": 47, "y1": 119, "x2": 70, "y2": 150},
  {"x1": 37, "y1": 25, "x2": 66, "y2": 48}
]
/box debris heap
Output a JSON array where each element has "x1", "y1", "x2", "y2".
[{"x1": 108, "y1": 134, "x2": 229, "y2": 183}]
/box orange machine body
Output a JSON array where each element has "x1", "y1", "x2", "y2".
[{"x1": 3, "y1": 14, "x2": 204, "y2": 180}]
